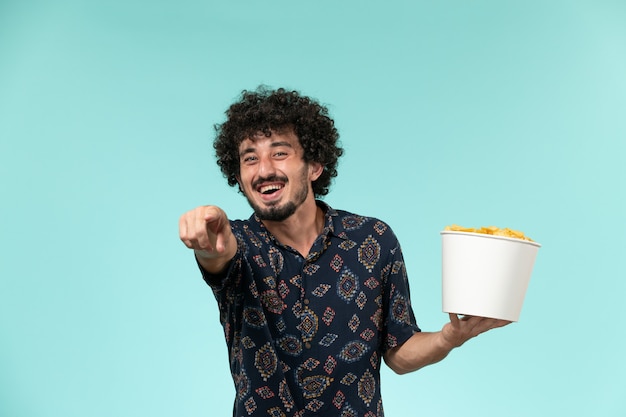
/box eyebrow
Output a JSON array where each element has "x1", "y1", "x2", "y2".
[{"x1": 239, "y1": 141, "x2": 294, "y2": 157}]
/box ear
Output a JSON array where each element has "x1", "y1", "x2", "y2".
[
  {"x1": 308, "y1": 162, "x2": 324, "y2": 181},
  {"x1": 235, "y1": 175, "x2": 244, "y2": 193}
]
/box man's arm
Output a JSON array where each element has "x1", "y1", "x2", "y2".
[
  {"x1": 179, "y1": 205, "x2": 238, "y2": 274},
  {"x1": 384, "y1": 313, "x2": 510, "y2": 375}
]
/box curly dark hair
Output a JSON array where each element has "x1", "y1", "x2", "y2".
[{"x1": 213, "y1": 86, "x2": 343, "y2": 197}]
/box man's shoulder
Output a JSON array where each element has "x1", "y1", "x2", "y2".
[
  {"x1": 333, "y1": 208, "x2": 382, "y2": 224},
  {"x1": 228, "y1": 213, "x2": 259, "y2": 230},
  {"x1": 226, "y1": 217, "x2": 263, "y2": 246},
  {"x1": 326, "y1": 203, "x2": 386, "y2": 224},
  {"x1": 328, "y1": 205, "x2": 396, "y2": 238}
]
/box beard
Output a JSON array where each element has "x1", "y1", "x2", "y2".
[{"x1": 245, "y1": 165, "x2": 310, "y2": 222}]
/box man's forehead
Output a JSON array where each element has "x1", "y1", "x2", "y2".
[{"x1": 239, "y1": 130, "x2": 300, "y2": 150}]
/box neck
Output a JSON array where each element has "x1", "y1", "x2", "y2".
[{"x1": 261, "y1": 198, "x2": 324, "y2": 258}]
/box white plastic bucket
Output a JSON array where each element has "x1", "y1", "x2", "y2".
[{"x1": 441, "y1": 231, "x2": 541, "y2": 322}]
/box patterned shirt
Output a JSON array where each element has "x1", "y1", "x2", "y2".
[{"x1": 199, "y1": 202, "x2": 420, "y2": 417}]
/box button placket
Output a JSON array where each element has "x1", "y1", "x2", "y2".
[{"x1": 299, "y1": 259, "x2": 317, "y2": 351}]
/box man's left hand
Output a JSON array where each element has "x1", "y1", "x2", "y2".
[{"x1": 441, "y1": 313, "x2": 511, "y2": 350}]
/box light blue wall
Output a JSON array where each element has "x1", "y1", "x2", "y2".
[{"x1": 1, "y1": 1, "x2": 625, "y2": 416}]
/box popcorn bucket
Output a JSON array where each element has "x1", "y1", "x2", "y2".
[{"x1": 441, "y1": 231, "x2": 541, "y2": 322}]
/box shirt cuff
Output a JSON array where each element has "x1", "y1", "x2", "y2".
[{"x1": 195, "y1": 254, "x2": 236, "y2": 289}]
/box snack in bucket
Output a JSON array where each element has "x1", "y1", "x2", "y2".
[{"x1": 444, "y1": 224, "x2": 534, "y2": 241}]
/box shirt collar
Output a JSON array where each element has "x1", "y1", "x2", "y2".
[{"x1": 316, "y1": 200, "x2": 348, "y2": 241}]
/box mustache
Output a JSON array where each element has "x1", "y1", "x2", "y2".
[{"x1": 252, "y1": 175, "x2": 289, "y2": 188}]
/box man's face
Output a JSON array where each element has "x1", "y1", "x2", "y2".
[{"x1": 237, "y1": 130, "x2": 321, "y2": 221}]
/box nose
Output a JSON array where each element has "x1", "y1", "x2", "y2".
[{"x1": 257, "y1": 153, "x2": 276, "y2": 178}]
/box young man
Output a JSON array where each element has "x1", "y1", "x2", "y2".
[{"x1": 179, "y1": 87, "x2": 509, "y2": 417}]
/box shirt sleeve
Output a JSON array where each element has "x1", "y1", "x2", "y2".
[
  {"x1": 195, "y1": 253, "x2": 239, "y2": 289},
  {"x1": 380, "y1": 229, "x2": 421, "y2": 352}
]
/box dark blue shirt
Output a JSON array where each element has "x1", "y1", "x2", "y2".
[{"x1": 200, "y1": 202, "x2": 420, "y2": 417}]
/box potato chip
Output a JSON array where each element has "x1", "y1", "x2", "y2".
[{"x1": 444, "y1": 224, "x2": 534, "y2": 241}]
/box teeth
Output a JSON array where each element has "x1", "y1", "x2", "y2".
[{"x1": 259, "y1": 184, "x2": 283, "y2": 194}]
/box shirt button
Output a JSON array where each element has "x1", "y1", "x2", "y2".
[
  {"x1": 304, "y1": 299, "x2": 310, "y2": 305},
  {"x1": 305, "y1": 342, "x2": 312, "y2": 349}
]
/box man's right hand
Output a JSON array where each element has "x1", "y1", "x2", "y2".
[{"x1": 179, "y1": 205, "x2": 237, "y2": 273}]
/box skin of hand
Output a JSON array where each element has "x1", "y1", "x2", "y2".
[
  {"x1": 441, "y1": 313, "x2": 511, "y2": 350},
  {"x1": 384, "y1": 313, "x2": 511, "y2": 375},
  {"x1": 178, "y1": 205, "x2": 237, "y2": 274}
]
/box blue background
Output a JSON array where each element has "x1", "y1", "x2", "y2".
[{"x1": 1, "y1": 1, "x2": 625, "y2": 416}]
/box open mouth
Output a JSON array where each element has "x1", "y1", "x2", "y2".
[{"x1": 257, "y1": 183, "x2": 285, "y2": 196}]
